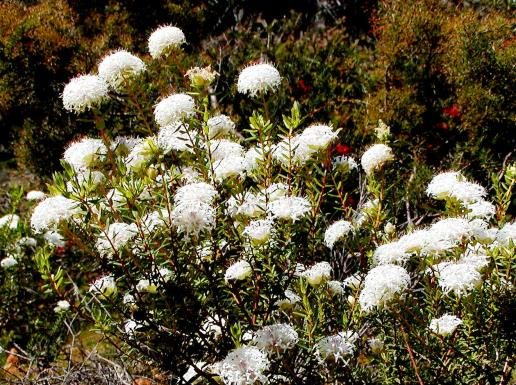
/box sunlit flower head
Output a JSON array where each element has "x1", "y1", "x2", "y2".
[
  {"x1": 63, "y1": 137, "x2": 107, "y2": 171},
  {"x1": 237, "y1": 62, "x2": 281, "y2": 97},
  {"x1": 148, "y1": 25, "x2": 186, "y2": 59},
  {"x1": 154, "y1": 93, "x2": 195, "y2": 127},
  {"x1": 324, "y1": 220, "x2": 352, "y2": 248},
  {"x1": 359, "y1": 264, "x2": 410, "y2": 312},
  {"x1": 316, "y1": 331, "x2": 357, "y2": 362},
  {"x1": 31, "y1": 196, "x2": 80, "y2": 233},
  {"x1": 98, "y1": 50, "x2": 146, "y2": 90},
  {"x1": 252, "y1": 323, "x2": 298, "y2": 353},
  {"x1": 429, "y1": 314, "x2": 462, "y2": 336},
  {"x1": 225, "y1": 260, "x2": 252, "y2": 282},
  {"x1": 62, "y1": 74, "x2": 109, "y2": 113},
  {"x1": 215, "y1": 346, "x2": 269, "y2": 385},
  {"x1": 207, "y1": 114, "x2": 236, "y2": 139},
  {"x1": 360, "y1": 144, "x2": 394, "y2": 175}
]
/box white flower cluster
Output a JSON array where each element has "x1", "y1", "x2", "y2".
[
  {"x1": 0, "y1": 214, "x2": 19, "y2": 230},
  {"x1": 429, "y1": 314, "x2": 462, "y2": 336},
  {"x1": 243, "y1": 219, "x2": 273, "y2": 244},
  {"x1": 360, "y1": 144, "x2": 394, "y2": 175},
  {"x1": 148, "y1": 25, "x2": 186, "y2": 59},
  {"x1": 62, "y1": 74, "x2": 109, "y2": 113},
  {"x1": 299, "y1": 261, "x2": 332, "y2": 286},
  {"x1": 96, "y1": 222, "x2": 138, "y2": 257},
  {"x1": 215, "y1": 346, "x2": 270, "y2": 385},
  {"x1": 237, "y1": 63, "x2": 281, "y2": 97},
  {"x1": 432, "y1": 261, "x2": 483, "y2": 296},
  {"x1": 252, "y1": 323, "x2": 298, "y2": 353},
  {"x1": 316, "y1": 331, "x2": 357, "y2": 362},
  {"x1": 427, "y1": 171, "x2": 494, "y2": 219},
  {"x1": 154, "y1": 93, "x2": 196, "y2": 127},
  {"x1": 31, "y1": 196, "x2": 80, "y2": 232},
  {"x1": 63, "y1": 137, "x2": 107, "y2": 171},
  {"x1": 89, "y1": 275, "x2": 117, "y2": 298},
  {"x1": 359, "y1": 264, "x2": 410, "y2": 312},
  {"x1": 324, "y1": 220, "x2": 353, "y2": 248},
  {"x1": 225, "y1": 260, "x2": 252, "y2": 282},
  {"x1": 207, "y1": 115, "x2": 236, "y2": 139},
  {"x1": 267, "y1": 196, "x2": 311, "y2": 221},
  {"x1": 98, "y1": 50, "x2": 146, "y2": 90}
]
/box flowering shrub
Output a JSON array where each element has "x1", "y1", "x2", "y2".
[{"x1": 15, "y1": 24, "x2": 516, "y2": 385}]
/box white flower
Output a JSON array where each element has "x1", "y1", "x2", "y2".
[
  {"x1": 225, "y1": 260, "x2": 252, "y2": 282},
  {"x1": 324, "y1": 220, "x2": 352, "y2": 248},
  {"x1": 207, "y1": 115, "x2": 236, "y2": 138},
  {"x1": 0, "y1": 214, "x2": 19, "y2": 229},
  {"x1": 89, "y1": 275, "x2": 117, "y2": 298},
  {"x1": 207, "y1": 139, "x2": 244, "y2": 161},
  {"x1": 253, "y1": 324, "x2": 298, "y2": 353},
  {"x1": 267, "y1": 196, "x2": 311, "y2": 221},
  {"x1": 359, "y1": 264, "x2": 410, "y2": 312},
  {"x1": 429, "y1": 314, "x2": 462, "y2": 336},
  {"x1": 63, "y1": 137, "x2": 107, "y2": 171},
  {"x1": 327, "y1": 280, "x2": 345, "y2": 296},
  {"x1": 171, "y1": 200, "x2": 215, "y2": 236},
  {"x1": 373, "y1": 242, "x2": 411, "y2": 265},
  {"x1": 426, "y1": 171, "x2": 486, "y2": 203},
  {"x1": 186, "y1": 65, "x2": 218, "y2": 88},
  {"x1": 96, "y1": 222, "x2": 138, "y2": 257},
  {"x1": 294, "y1": 124, "x2": 338, "y2": 163},
  {"x1": 316, "y1": 331, "x2": 357, "y2": 362},
  {"x1": 174, "y1": 182, "x2": 218, "y2": 205},
  {"x1": 54, "y1": 300, "x2": 71, "y2": 313},
  {"x1": 333, "y1": 156, "x2": 358, "y2": 173},
  {"x1": 148, "y1": 25, "x2": 186, "y2": 59},
  {"x1": 62, "y1": 74, "x2": 109, "y2": 113},
  {"x1": 262, "y1": 183, "x2": 288, "y2": 202},
  {"x1": 496, "y1": 222, "x2": 516, "y2": 246},
  {"x1": 157, "y1": 122, "x2": 194, "y2": 154},
  {"x1": 17, "y1": 237, "x2": 37, "y2": 248},
  {"x1": 227, "y1": 192, "x2": 265, "y2": 218},
  {"x1": 1, "y1": 256, "x2": 17, "y2": 269},
  {"x1": 237, "y1": 62, "x2": 281, "y2": 97},
  {"x1": 275, "y1": 289, "x2": 301, "y2": 310},
  {"x1": 98, "y1": 50, "x2": 145, "y2": 90},
  {"x1": 215, "y1": 346, "x2": 270, "y2": 385},
  {"x1": 31, "y1": 196, "x2": 79, "y2": 232},
  {"x1": 301, "y1": 261, "x2": 332, "y2": 286},
  {"x1": 361, "y1": 144, "x2": 394, "y2": 175},
  {"x1": 466, "y1": 200, "x2": 496, "y2": 219},
  {"x1": 375, "y1": 119, "x2": 391, "y2": 140},
  {"x1": 136, "y1": 279, "x2": 158, "y2": 294},
  {"x1": 437, "y1": 262, "x2": 483, "y2": 296},
  {"x1": 141, "y1": 209, "x2": 169, "y2": 234},
  {"x1": 426, "y1": 171, "x2": 462, "y2": 200},
  {"x1": 154, "y1": 93, "x2": 195, "y2": 127},
  {"x1": 213, "y1": 156, "x2": 246, "y2": 181},
  {"x1": 398, "y1": 229, "x2": 431, "y2": 253},
  {"x1": 243, "y1": 219, "x2": 273, "y2": 244},
  {"x1": 26, "y1": 190, "x2": 46, "y2": 201},
  {"x1": 123, "y1": 293, "x2": 137, "y2": 310},
  {"x1": 43, "y1": 231, "x2": 65, "y2": 247},
  {"x1": 125, "y1": 137, "x2": 156, "y2": 170},
  {"x1": 182, "y1": 362, "x2": 208, "y2": 383},
  {"x1": 111, "y1": 135, "x2": 141, "y2": 154},
  {"x1": 243, "y1": 146, "x2": 266, "y2": 173}
]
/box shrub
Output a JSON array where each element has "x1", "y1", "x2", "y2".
[{"x1": 20, "y1": 25, "x2": 516, "y2": 384}]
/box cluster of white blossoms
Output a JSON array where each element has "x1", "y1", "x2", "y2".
[
  {"x1": 252, "y1": 323, "x2": 298, "y2": 353},
  {"x1": 358, "y1": 264, "x2": 411, "y2": 312},
  {"x1": 207, "y1": 114, "x2": 236, "y2": 139},
  {"x1": 273, "y1": 124, "x2": 338, "y2": 165},
  {"x1": 360, "y1": 144, "x2": 394, "y2": 175},
  {"x1": 324, "y1": 220, "x2": 353, "y2": 248},
  {"x1": 237, "y1": 63, "x2": 281, "y2": 97},
  {"x1": 243, "y1": 219, "x2": 273, "y2": 244},
  {"x1": 333, "y1": 155, "x2": 358, "y2": 173},
  {"x1": 275, "y1": 289, "x2": 301, "y2": 310},
  {"x1": 26, "y1": 190, "x2": 46, "y2": 201},
  {"x1": 53, "y1": 300, "x2": 71, "y2": 313},
  {"x1": 98, "y1": 50, "x2": 146, "y2": 90},
  {"x1": 89, "y1": 275, "x2": 117, "y2": 298},
  {"x1": 215, "y1": 346, "x2": 270, "y2": 385},
  {"x1": 1, "y1": 255, "x2": 18, "y2": 269},
  {"x1": 427, "y1": 171, "x2": 494, "y2": 218},
  {"x1": 154, "y1": 93, "x2": 196, "y2": 127},
  {"x1": 157, "y1": 122, "x2": 193, "y2": 154},
  {"x1": 225, "y1": 260, "x2": 252, "y2": 282},
  {"x1": 171, "y1": 181, "x2": 217, "y2": 236},
  {"x1": 62, "y1": 74, "x2": 109, "y2": 113},
  {"x1": 148, "y1": 25, "x2": 186, "y2": 59},
  {"x1": 0, "y1": 214, "x2": 19, "y2": 230},
  {"x1": 267, "y1": 196, "x2": 311, "y2": 221},
  {"x1": 433, "y1": 261, "x2": 483, "y2": 296},
  {"x1": 429, "y1": 314, "x2": 462, "y2": 336},
  {"x1": 30, "y1": 195, "x2": 80, "y2": 232},
  {"x1": 299, "y1": 261, "x2": 332, "y2": 286},
  {"x1": 95, "y1": 222, "x2": 138, "y2": 257},
  {"x1": 63, "y1": 137, "x2": 107, "y2": 171},
  {"x1": 316, "y1": 331, "x2": 357, "y2": 362}
]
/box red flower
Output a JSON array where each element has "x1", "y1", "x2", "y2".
[
  {"x1": 335, "y1": 144, "x2": 352, "y2": 155},
  {"x1": 435, "y1": 122, "x2": 449, "y2": 131},
  {"x1": 55, "y1": 246, "x2": 66, "y2": 256},
  {"x1": 442, "y1": 104, "x2": 461, "y2": 119},
  {"x1": 297, "y1": 79, "x2": 311, "y2": 94}
]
